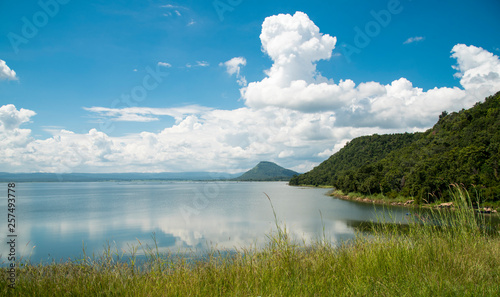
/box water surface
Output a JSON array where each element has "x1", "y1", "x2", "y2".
[{"x1": 1, "y1": 181, "x2": 411, "y2": 264}]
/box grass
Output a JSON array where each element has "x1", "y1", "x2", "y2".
[
  {"x1": 2, "y1": 186, "x2": 500, "y2": 296},
  {"x1": 346, "y1": 191, "x2": 409, "y2": 203},
  {"x1": 332, "y1": 188, "x2": 500, "y2": 212}
]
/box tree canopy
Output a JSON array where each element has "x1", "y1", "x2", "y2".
[{"x1": 290, "y1": 91, "x2": 500, "y2": 203}]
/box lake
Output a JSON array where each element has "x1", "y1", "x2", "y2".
[{"x1": 1, "y1": 181, "x2": 412, "y2": 265}]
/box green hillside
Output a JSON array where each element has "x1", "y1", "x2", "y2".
[
  {"x1": 290, "y1": 91, "x2": 500, "y2": 203},
  {"x1": 289, "y1": 133, "x2": 420, "y2": 187},
  {"x1": 235, "y1": 161, "x2": 298, "y2": 181}
]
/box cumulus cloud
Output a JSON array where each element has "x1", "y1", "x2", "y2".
[
  {"x1": 241, "y1": 12, "x2": 500, "y2": 130},
  {"x1": 221, "y1": 57, "x2": 247, "y2": 86},
  {"x1": 0, "y1": 59, "x2": 18, "y2": 80},
  {"x1": 2, "y1": 103, "x2": 383, "y2": 173},
  {"x1": 242, "y1": 12, "x2": 337, "y2": 112},
  {"x1": 2, "y1": 12, "x2": 500, "y2": 174},
  {"x1": 451, "y1": 44, "x2": 500, "y2": 94},
  {"x1": 334, "y1": 44, "x2": 500, "y2": 129},
  {"x1": 0, "y1": 104, "x2": 36, "y2": 130},
  {"x1": 242, "y1": 12, "x2": 362, "y2": 112},
  {"x1": 0, "y1": 105, "x2": 36, "y2": 151},
  {"x1": 403, "y1": 36, "x2": 425, "y2": 44}
]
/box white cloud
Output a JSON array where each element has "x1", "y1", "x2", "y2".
[
  {"x1": 221, "y1": 57, "x2": 246, "y2": 76},
  {"x1": 403, "y1": 36, "x2": 425, "y2": 44},
  {"x1": 0, "y1": 105, "x2": 36, "y2": 151},
  {"x1": 196, "y1": 61, "x2": 209, "y2": 67},
  {"x1": 0, "y1": 59, "x2": 18, "y2": 81},
  {"x1": 221, "y1": 57, "x2": 247, "y2": 86},
  {"x1": 161, "y1": 4, "x2": 184, "y2": 16},
  {"x1": 186, "y1": 61, "x2": 209, "y2": 68},
  {"x1": 158, "y1": 62, "x2": 172, "y2": 68},
  {"x1": 160, "y1": 4, "x2": 195, "y2": 26},
  {"x1": 242, "y1": 11, "x2": 341, "y2": 111},
  {"x1": 451, "y1": 44, "x2": 500, "y2": 94},
  {"x1": 83, "y1": 105, "x2": 212, "y2": 122},
  {"x1": 0, "y1": 104, "x2": 36, "y2": 130},
  {"x1": 2, "y1": 103, "x2": 386, "y2": 173},
  {"x1": 241, "y1": 12, "x2": 500, "y2": 129},
  {"x1": 2, "y1": 12, "x2": 500, "y2": 174}
]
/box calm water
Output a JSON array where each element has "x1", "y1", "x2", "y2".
[{"x1": 1, "y1": 181, "x2": 411, "y2": 264}]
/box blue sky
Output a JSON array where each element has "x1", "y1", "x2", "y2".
[{"x1": 1, "y1": 0, "x2": 500, "y2": 173}]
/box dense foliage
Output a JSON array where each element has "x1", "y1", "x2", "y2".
[
  {"x1": 290, "y1": 92, "x2": 500, "y2": 203},
  {"x1": 290, "y1": 133, "x2": 420, "y2": 187},
  {"x1": 235, "y1": 161, "x2": 298, "y2": 181}
]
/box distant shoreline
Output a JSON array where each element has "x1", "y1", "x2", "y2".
[
  {"x1": 330, "y1": 190, "x2": 416, "y2": 208},
  {"x1": 0, "y1": 179, "x2": 291, "y2": 183},
  {"x1": 289, "y1": 184, "x2": 334, "y2": 189},
  {"x1": 291, "y1": 184, "x2": 499, "y2": 214},
  {"x1": 329, "y1": 189, "x2": 499, "y2": 215}
]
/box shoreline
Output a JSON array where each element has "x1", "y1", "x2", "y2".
[
  {"x1": 329, "y1": 189, "x2": 499, "y2": 215},
  {"x1": 329, "y1": 191, "x2": 417, "y2": 207},
  {"x1": 291, "y1": 184, "x2": 335, "y2": 189}
]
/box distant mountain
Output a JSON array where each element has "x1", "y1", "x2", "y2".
[
  {"x1": 234, "y1": 161, "x2": 298, "y2": 181},
  {"x1": 0, "y1": 172, "x2": 241, "y2": 182}
]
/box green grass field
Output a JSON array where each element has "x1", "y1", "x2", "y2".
[{"x1": 2, "y1": 187, "x2": 499, "y2": 296}]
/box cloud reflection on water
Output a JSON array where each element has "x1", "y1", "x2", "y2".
[{"x1": 1, "y1": 182, "x2": 409, "y2": 264}]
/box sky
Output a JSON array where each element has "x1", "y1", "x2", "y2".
[{"x1": 1, "y1": 0, "x2": 500, "y2": 174}]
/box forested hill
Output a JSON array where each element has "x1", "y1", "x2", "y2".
[
  {"x1": 289, "y1": 133, "x2": 420, "y2": 187},
  {"x1": 290, "y1": 91, "x2": 500, "y2": 203}
]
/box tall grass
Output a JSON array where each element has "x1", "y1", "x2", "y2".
[{"x1": 2, "y1": 187, "x2": 499, "y2": 296}]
